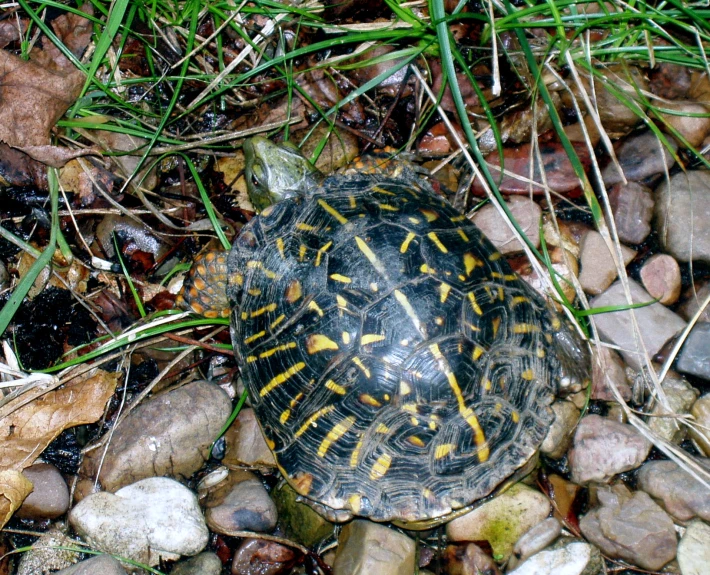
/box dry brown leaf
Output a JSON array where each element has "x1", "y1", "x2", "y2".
[
  {"x1": 0, "y1": 5, "x2": 95, "y2": 168},
  {"x1": 0, "y1": 369, "x2": 119, "y2": 470},
  {"x1": 0, "y1": 469, "x2": 33, "y2": 529}
]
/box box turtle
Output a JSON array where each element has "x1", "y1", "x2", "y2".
[{"x1": 178, "y1": 137, "x2": 589, "y2": 524}]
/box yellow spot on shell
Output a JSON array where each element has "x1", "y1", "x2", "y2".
[
  {"x1": 522, "y1": 369, "x2": 535, "y2": 380},
  {"x1": 298, "y1": 244, "x2": 307, "y2": 261},
  {"x1": 352, "y1": 357, "x2": 371, "y2": 378},
  {"x1": 379, "y1": 203, "x2": 399, "y2": 211},
  {"x1": 360, "y1": 394, "x2": 381, "y2": 407},
  {"x1": 420, "y1": 208, "x2": 439, "y2": 222},
  {"x1": 285, "y1": 280, "x2": 302, "y2": 303},
  {"x1": 408, "y1": 436, "x2": 425, "y2": 447},
  {"x1": 308, "y1": 301, "x2": 324, "y2": 316},
  {"x1": 315, "y1": 241, "x2": 333, "y2": 267},
  {"x1": 342, "y1": 331, "x2": 351, "y2": 344},
  {"x1": 306, "y1": 334, "x2": 339, "y2": 354},
  {"x1": 297, "y1": 223, "x2": 317, "y2": 232},
  {"x1": 330, "y1": 273, "x2": 352, "y2": 283},
  {"x1": 514, "y1": 323, "x2": 541, "y2": 334},
  {"x1": 512, "y1": 296, "x2": 529, "y2": 306},
  {"x1": 260, "y1": 362, "x2": 306, "y2": 396},
  {"x1": 372, "y1": 186, "x2": 396, "y2": 196},
  {"x1": 464, "y1": 253, "x2": 482, "y2": 275},
  {"x1": 420, "y1": 264, "x2": 435, "y2": 274},
  {"x1": 326, "y1": 380, "x2": 346, "y2": 395},
  {"x1": 270, "y1": 314, "x2": 285, "y2": 329},
  {"x1": 317, "y1": 199, "x2": 348, "y2": 224},
  {"x1": 336, "y1": 295, "x2": 348, "y2": 308},
  {"x1": 402, "y1": 403, "x2": 418, "y2": 413},
  {"x1": 435, "y1": 444, "x2": 455, "y2": 459},
  {"x1": 349, "y1": 494, "x2": 362, "y2": 512},
  {"x1": 467, "y1": 292, "x2": 483, "y2": 315},
  {"x1": 408, "y1": 217, "x2": 421, "y2": 224},
  {"x1": 276, "y1": 238, "x2": 285, "y2": 259},
  {"x1": 295, "y1": 405, "x2": 336, "y2": 437},
  {"x1": 439, "y1": 283, "x2": 452, "y2": 303},
  {"x1": 361, "y1": 334, "x2": 385, "y2": 345},
  {"x1": 351, "y1": 439, "x2": 363, "y2": 467},
  {"x1": 491, "y1": 316, "x2": 501, "y2": 337},
  {"x1": 370, "y1": 453, "x2": 392, "y2": 480},
  {"x1": 427, "y1": 232, "x2": 448, "y2": 253},
  {"x1": 317, "y1": 416, "x2": 355, "y2": 457},
  {"x1": 280, "y1": 409, "x2": 291, "y2": 423},
  {"x1": 400, "y1": 232, "x2": 416, "y2": 254},
  {"x1": 355, "y1": 236, "x2": 388, "y2": 277},
  {"x1": 512, "y1": 411, "x2": 520, "y2": 423},
  {"x1": 399, "y1": 381, "x2": 411, "y2": 395},
  {"x1": 244, "y1": 330, "x2": 267, "y2": 344},
  {"x1": 394, "y1": 289, "x2": 424, "y2": 335},
  {"x1": 457, "y1": 228, "x2": 470, "y2": 242},
  {"x1": 259, "y1": 341, "x2": 297, "y2": 359},
  {"x1": 376, "y1": 423, "x2": 389, "y2": 433},
  {"x1": 247, "y1": 288, "x2": 262, "y2": 296},
  {"x1": 249, "y1": 303, "x2": 277, "y2": 318},
  {"x1": 489, "y1": 251, "x2": 501, "y2": 261},
  {"x1": 537, "y1": 347, "x2": 546, "y2": 358},
  {"x1": 451, "y1": 214, "x2": 466, "y2": 222}
]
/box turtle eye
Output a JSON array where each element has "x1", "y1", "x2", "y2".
[{"x1": 251, "y1": 173, "x2": 260, "y2": 188}]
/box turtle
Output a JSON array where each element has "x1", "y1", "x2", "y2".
[{"x1": 178, "y1": 136, "x2": 589, "y2": 525}]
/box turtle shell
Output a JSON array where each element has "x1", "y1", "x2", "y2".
[{"x1": 223, "y1": 173, "x2": 586, "y2": 523}]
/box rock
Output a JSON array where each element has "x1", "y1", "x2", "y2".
[
  {"x1": 690, "y1": 394, "x2": 710, "y2": 456},
  {"x1": 650, "y1": 63, "x2": 693, "y2": 100},
  {"x1": 640, "y1": 254, "x2": 682, "y2": 305},
  {"x1": 602, "y1": 131, "x2": 678, "y2": 185},
  {"x1": 659, "y1": 101, "x2": 710, "y2": 148},
  {"x1": 78, "y1": 380, "x2": 231, "y2": 495},
  {"x1": 541, "y1": 401, "x2": 580, "y2": 459},
  {"x1": 677, "y1": 323, "x2": 710, "y2": 381},
  {"x1": 446, "y1": 484, "x2": 551, "y2": 561},
  {"x1": 508, "y1": 540, "x2": 602, "y2": 575},
  {"x1": 607, "y1": 185, "x2": 655, "y2": 249},
  {"x1": 607, "y1": 182, "x2": 655, "y2": 245},
  {"x1": 470, "y1": 196, "x2": 542, "y2": 254},
  {"x1": 589, "y1": 279, "x2": 687, "y2": 370},
  {"x1": 223, "y1": 407, "x2": 276, "y2": 469},
  {"x1": 591, "y1": 346, "x2": 631, "y2": 402},
  {"x1": 95, "y1": 215, "x2": 167, "y2": 261},
  {"x1": 678, "y1": 281, "x2": 710, "y2": 323},
  {"x1": 15, "y1": 527, "x2": 80, "y2": 575},
  {"x1": 578, "y1": 230, "x2": 636, "y2": 295},
  {"x1": 638, "y1": 459, "x2": 710, "y2": 522},
  {"x1": 333, "y1": 520, "x2": 416, "y2": 575},
  {"x1": 204, "y1": 470, "x2": 277, "y2": 535},
  {"x1": 16, "y1": 463, "x2": 70, "y2": 520},
  {"x1": 442, "y1": 543, "x2": 501, "y2": 575},
  {"x1": 472, "y1": 142, "x2": 591, "y2": 196},
  {"x1": 272, "y1": 482, "x2": 334, "y2": 547},
  {"x1": 655, "y1": 171, "x2": 710, "y2": 263},
  {"x1": 516, "y1": 246, "x2": 579, "y2": 303},
  {"x1": 678, "y1": 519, "x2": 710, "y2": 575},
  {"x1": 52, "y1": 555, "x2": 127, "y2": 575},
  {"x1": 512, "y1": 517, "x2": 562, "y2": 564},
  {"x1": 646, "y1": 372, "x2": 698, "y2": 443},
  {"x1": 171, "y1": 552, "x2": 222, "y2": 575},
  {"x1": 69, "y1": 477, "x2": 208, "y2": 566},
  {"x1": 569, "y1": 415, "x2": 651, "y2": 484},
  {"x1": 231, "y1": 538, "x2": 300, "y2": 575},
  {"x1": 579, "y1": 484, "x2": 677, "y2": 571}
]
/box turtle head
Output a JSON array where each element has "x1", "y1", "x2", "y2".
[{"x1": 244, "y1": 136, "x2": 323, "y2": 212}]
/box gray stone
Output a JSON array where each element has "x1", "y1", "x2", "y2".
[
  {"x1": 509, "y1": 540, "x2": 602, "y2": 575},
  {"x1": 677, "y1": 322, "x2": 710, "y2": 381},
  {"x1": 659, "y1": 101, "x2": 710, "y2": 147},
  {"x1": 607, "y1": 182, "x2": 654, "y2": 245},
  {"x1": 655, "y1": 171, "x2": 710, "y2": 263},
  {"x1": 541, "y1": 401, "x2": 580, "y2": 459},
  {"x1": 590, "y1": 279, "x2": 687, "y2": 369},
  {"x1": 171, "y1": 552, "x2": 222, "y2": 575},
  {"x1": 204, "y1": 470, "x2": 277, "y2": 534},
  {"x1": 647, "y1": 373, "x2": 698, "y2": 444},
  {"x1": 16, "y1": 463, "x2": 69, "y2": 520},
  {"x1": 53, "y1": 555, "x2": 127, "y2": 575},
  {"x1": 512, "y1": 517, "x2": 562, "y2": 564},
  {"x1": 446, "y1": 484, "x2": 551, "y2": 561},
  {"x1": 678, "y1": 282, "x2": 710, "y2": 323},
  {"x1": 15, "y1": 527, "x2": 80, "y2": 575},
  {"x1": 578, "y1": 230, "x2": 636, "y2": 295},
  {"x1": 591, "y1": 346, "x2": 631, "y2": 402},
  {"x1": 69, "y1": 477, "x2": 208, "y2": 567},
  {"x1": 569, "y1": 415, "x2": 651, "y2": 484},
  {"x1": 690, "y1": 394, "x2": 710, "y2": 456},
  {"x1": 678, "y1": 520, "x2": 710, "y2": 575},
  {"x1": 333, "y1": 520, "x2": 416, "y2": 575},
  {"x1": 638, "y1": 459, "x2": 710, "y2": 522},
  {"x1": 78, "y1": 380, "x2": 231, "y2": 495},
  {"x1": 579, "y1": 484, "x2": 677, "y2": 571},
  {"x1": 223, "y1": 407, "x2": 276, "y2": 469},
  {"x1": 602, "y1": 131, "x2": 677, "y2": 185},
  {"x1": 471, "y1": 196, "x2": 542, "y2": 254}
]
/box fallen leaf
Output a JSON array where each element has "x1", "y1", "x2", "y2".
[
  {"x1": 0, "y1": 369, "x2": 119, "y2": 470},
  {"x1": 0, "y1": 469, "x2": 33, "y2": 529}
]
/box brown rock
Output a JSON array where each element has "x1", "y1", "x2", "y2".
[
  {"x1": 470, "y1": 196, "x2": 542, "y2": 254},
  {"x1": 640, "y1": 254, "x2": 682, "y2": 305},
  {"x1": 607, "y1": 182, "x2": 654, "y2": 245},
  {"x1": 578, "y1": 230, "x2": 636, "y2": 295},
  {"x1": 658, "y1": 101, "x2": 710, "y2": 148},
  {"x1": 223, "y1": 408, "x2": 276, "y2": 469},
  {"x1": 231, "y1": 538, "x2": 300, "y2": 575},
  {"x1": 591, "y1": 346, "x2": 631, "y2": 402}
]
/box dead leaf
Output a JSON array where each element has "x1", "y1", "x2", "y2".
[
  {"x1": 0, "y1": 469, "x2": 33, "y2": 529},
  {"x1": 0, "y1": 5, "x2": 94, "y2": 168},
  {"x1": 0, "y1": 369, "x2": 119, "y2": 470}
]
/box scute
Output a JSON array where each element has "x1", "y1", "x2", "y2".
[{"x1": 226, "y1": 173, "x2": 587, "y2": 523}]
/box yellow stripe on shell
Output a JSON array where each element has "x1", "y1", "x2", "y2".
[
  {"x1": 427, "y1": 232, "x2": 448, "y2": 253},
  {"x1": 306, "y1": 334, "x2": 339, "y2": 354},
  {"x1": 317, "y1": 199, "x2": 348, "y2": 224},
  {"x1": 259, "y1": 362, "x2": 306, "y2": 397},
  {"x1": 355, "y1": 236, "x2": 389, "y2": 278},
  {"x1": 394, "y1": 289, "x2": 424, "y2": 335},
  {"x1": 295, "y1": 404, "x2": 336, "y2": 437},
  {"x1": 317, "y1": 416, "x2": 356, "y2": 457},
  {"x1": 369, "y1": 453, "x2": 392, "y2": 480},
  {"x1": 400, "y1": 232, "x2": 416, "y2": 254}
]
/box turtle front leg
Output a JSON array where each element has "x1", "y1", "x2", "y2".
[{"x1": 176, "y1": 251, "x2": 231, "y2": 319}]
